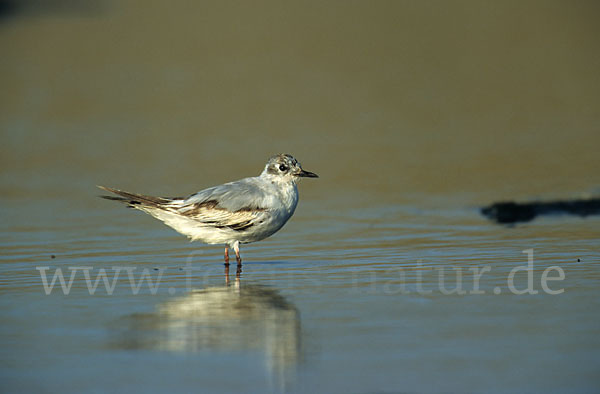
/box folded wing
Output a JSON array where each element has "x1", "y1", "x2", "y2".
[{"x1": 170, "y1": 178, "x2": 271, "y2": 231}]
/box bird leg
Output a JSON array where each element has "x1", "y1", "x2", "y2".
[
  {"x1": 224, "y1": 246, "x2": 230, "y2": 266},
  {"x1": 233, "y1": 241, "x2": 242, "y2": 266}
]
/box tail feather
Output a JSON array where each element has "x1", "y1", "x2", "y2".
[{"x1": 97, "y1": 185, "x2": 174, "y2": 208}]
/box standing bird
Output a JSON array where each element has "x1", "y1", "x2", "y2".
[{"x1": 99, "y1": 154, "x2": 318, "y2": 266}]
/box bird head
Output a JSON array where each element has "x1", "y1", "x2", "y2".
[{"x1": 262, "y1": 154, "x2": 318, "y2": 181}]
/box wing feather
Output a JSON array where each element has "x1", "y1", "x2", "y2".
[
  {"x1": 173, "y1": 200, "x2": 267, "y2": 231},
  {"x1": 101, "y1": 178, "x2": 272, "y2": 233},
  {"x1": 184, "y1": 177, "x2": 270, "y2": 212},
  {"x1": 171, "y1": 178, "x2": 270, "y2": 232}
]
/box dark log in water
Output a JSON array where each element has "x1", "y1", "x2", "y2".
[{"x1": 481, "y1": 198, "x2": 600, "y2": 224}]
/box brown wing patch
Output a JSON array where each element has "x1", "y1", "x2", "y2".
[
  {"x1": 227, "y1": 220, "x2": 255, "y2": 231},
  {"x1": 182, "y1": 200, "x2": 220, "y2": 216},
  {"x1": 235, "y1": 206, "x2": 268, "y2": 213},
  {"x1": 177, "y1": 200, "x2": 266, "y2": 232}
]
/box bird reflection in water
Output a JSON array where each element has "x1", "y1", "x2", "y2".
[
  {"x1": 224, "y1": 260, "x2": 242, "y2": 285},
  {"x1": 112, "y1": 266, "x2": 302, "y2": 390}
]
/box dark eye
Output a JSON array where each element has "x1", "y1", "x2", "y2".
[{"x1": 279, "y1": 164, "x2": 288, "y2": 171}]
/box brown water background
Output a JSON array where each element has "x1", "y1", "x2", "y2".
[{"x1": 1, "y1": 1, "x2": 599, "y2": 393}]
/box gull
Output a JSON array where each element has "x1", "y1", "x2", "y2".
[{"x1": 98, "y1": 154, "x2": 318, "y2": 266}]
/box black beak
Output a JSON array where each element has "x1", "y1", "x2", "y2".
[{"x1": 296, "y1": 169, "x2": 319, "y2": 178}]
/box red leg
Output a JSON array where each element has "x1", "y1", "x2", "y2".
[
  {"x1": 224, "y1": 246, "x2": 230, "y2": 265},
  {"x1": 233, "y1": 241, "x2": 242, "y2": 265}
]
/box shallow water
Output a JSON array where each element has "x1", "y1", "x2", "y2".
[{"x1": 1, "y1": 1, "x2": 600, "y2": 393}]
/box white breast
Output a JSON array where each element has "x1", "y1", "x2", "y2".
[{"x1": 239, "y1": 178, "x2": 299, "y2": 244}]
